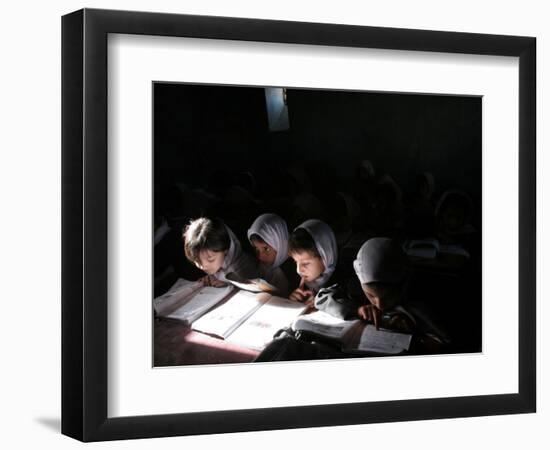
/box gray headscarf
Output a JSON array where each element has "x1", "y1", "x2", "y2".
[
  {"x1": 295, "y1": 219, "x2": 338, "y2": 291},
  {"x1": 216, "y1": 224, "x2": 256, "y2": 282},
  {"x1": 353, "y1": 238, "x2": 406, "y2": 285},
  {"x1": 247, "y1": 213, "x2": 289, "y2": 277}
]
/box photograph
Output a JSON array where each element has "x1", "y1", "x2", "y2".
[{"x1": 152, "y1": 83, "x2": 482, "y2": 366}]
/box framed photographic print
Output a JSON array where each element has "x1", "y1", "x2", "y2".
[{"x1": 61, "y1": 8, "x2": 536, "y2": 442}]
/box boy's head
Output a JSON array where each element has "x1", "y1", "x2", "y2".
[
  {"x1": 288, "y1": 228, "x2": 325, "y2": 283},
  {"x1": 249, "y1": 234, "x2": 277, "y2": 266},
  {"x1": 183, "y1": 217, "x2": 230, "y2": 275}
]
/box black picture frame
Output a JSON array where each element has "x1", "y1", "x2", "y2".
[{"x1": 61, "y1": 8, "x2": 536, "y2": 442}]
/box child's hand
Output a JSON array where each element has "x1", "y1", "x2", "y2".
[
  {"x1": 289, "y1": 288, "x2": 314, "y2": 302},
  {"x1": 198, "y1": 275, "x2": 227, "y2": 288},
  {"x1": 386, "y1": 313, "x2": 415, "y2": 334},
  {"x1": 289, "y1": 278, "x2": 314, "y2": 302},
  {"x1": 357, "y1": 304, "x2": 382, "y2": 329},
  {"x1": 198, "y1": 275, "x2": 211, "y2": 286},
  {"x1": 209, "y1": 278, "x2": 227, "y2": 288}
]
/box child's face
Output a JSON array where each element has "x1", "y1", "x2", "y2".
[
  {"x1": 362, "y1": 284, "x2": 399, "y2": 311},
  {"x1": 291, "y1": 251, "x2": 325, "y2": 283},
  {"x1": 251, "y1": 239, "x2": 277, "y2": 266},
  {"x1": 195, "y1": 249, "x2": 226, "y2": 275}
]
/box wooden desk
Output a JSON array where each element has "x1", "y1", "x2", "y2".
[{"x1": 154, "y1": 318, "x2": 260, "y2": 367}]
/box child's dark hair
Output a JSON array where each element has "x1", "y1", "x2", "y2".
[
  {"x1": 183, "y1": 217, "x2": 230, "y2": 264},
  {"x1": 288, "y1": 228, "x2": 320, "y2": 258}
]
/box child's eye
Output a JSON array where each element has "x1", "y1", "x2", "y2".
[{"x1": 264, "y1": 247, "x2": 271, "y2": 253}]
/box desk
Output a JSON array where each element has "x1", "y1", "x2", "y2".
[{"x1": 154, "y1": 318, "x2": 260, "y2": 366}]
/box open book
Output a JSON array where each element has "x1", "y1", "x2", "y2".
[
  {"x1": 153, "y1": 278, "x2": 236, "y2": 325},
  {"x1": 224, "y1": 272, "x2": 278, "y2": 293},
  {"x1": 154, "y1": 278, "x2": 308, "y2": 350},
  {"x1": 292, "y1": 311, "x2": 412, "y2": 355},
  {"x1": 193, "y1": 290, "x2": 307, "y2": 350}
]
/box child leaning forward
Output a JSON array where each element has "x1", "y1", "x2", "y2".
[
  {"x1": 183, "y1": 217, "x2": 257, "y2": 287},
  {"x1": 352, "y1": 237, "x2": 450, "y2": 350},
  {"x1": 287, "y1": 219, "x2": 338, "y2": 303}
]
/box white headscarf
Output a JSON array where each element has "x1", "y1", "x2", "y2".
[
  {"x1": 247, "y1": 214, "x2": 289, "y2": 277},
  {"x1": 295, "y1": 219, "x2": 338, "y2": 291},
  {"x1": 216, "y1": 224, "x2": 256, "y2": 282},
  {"x1": 353, "y1": 237, "x2": 406, "y2": 285}
]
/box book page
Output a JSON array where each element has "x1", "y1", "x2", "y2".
[
  {"x1": 225, "y1": 272, "x2": 277, "y2": 293},
  {"x1": 227, "y1": 296, "x2": 308, "y2": 350},
  {"x1": 164, "y1": 285, "x2": 234, "y2": 324},
  {"x1": 355, "y1": 325, "x2": 412, "y2": 354},
  {"x1": 192, "y1": 290, "x2": 271, "y2": 339},
  {"x1": 292, "y1": 311, "x2": 360, "y2": 341},
  {"x1": 153, "y1": 278, "x2": 201, "y2": 316}
]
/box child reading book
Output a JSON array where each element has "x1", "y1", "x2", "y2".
[
  {"x1": 288, "y1": 219, "x2": 338, "y2": 303},
  {"x1": 352, "y1": 237, "x2": 450, "y2": 349},
  {"x1": 353, "y1": 237, "x2": 411, "y2": 331},
  {"x1": 183, "y1": 217, "x2": 258, "y2": 287},
  {"x1": 247, "y1": 213, "x2": 295, "y2": 296}
]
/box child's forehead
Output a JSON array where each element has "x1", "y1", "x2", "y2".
[
  {"x1": 251, "y1": 239, "x2": 273, "y2": 248},
  {"x1": 252, "y1": 241, "x2": 275, "y2": 250},
  {"x1": 290, "y1": 250, "x2": 318, "y2": 261},
  {"x1": 362, "y1": 284, "x2": 379, "y2": 294}
]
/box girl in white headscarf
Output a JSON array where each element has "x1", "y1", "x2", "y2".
[
  {"x1": 247, "y1": 213, "x2": 291, "y2": 295},
  {"x1": 183, "y1": 217, "x2": 257, "y2": 286},
  {"x1": 353, "y1": 238, "x2": 450, "y2": 347},
  {"x1": 287, "y1": 219, "x2": 338, "y2": 302}
]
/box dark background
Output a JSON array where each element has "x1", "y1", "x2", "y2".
[{"x1": 154, "y1": 83, "x2": 481, "y2": 217}]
